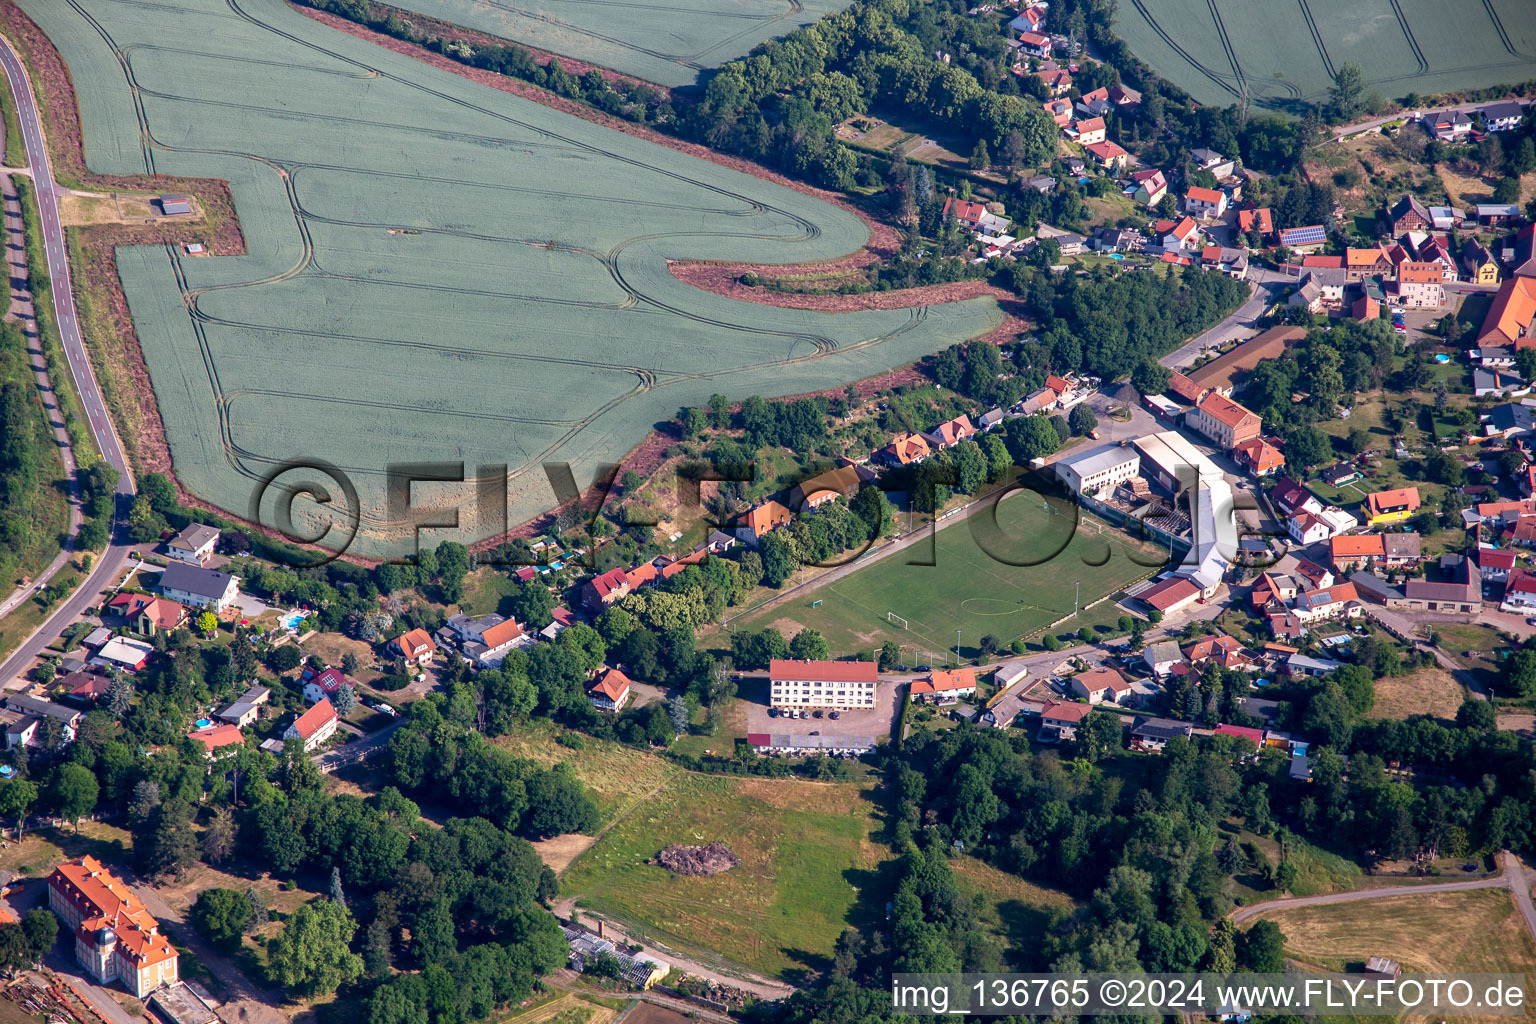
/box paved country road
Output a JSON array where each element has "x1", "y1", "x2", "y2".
[{"x1": 0, "y1": 33, "x2": 136, "y2": 686}]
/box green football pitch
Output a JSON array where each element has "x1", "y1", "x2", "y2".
[
  {"x1": 733, "y1": 491, "x2": 1168, "y2": 660},
  {"x1": 1115, "y1": 0, "x2": 1536, "y2": 112}
]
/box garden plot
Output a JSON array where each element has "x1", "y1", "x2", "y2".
[
  {"x1": 379, "y1": 0, "x2": 859, "y2": 88},
  {"x1": 34, "y1": 0, "x2": 1001, "y2": 558},
  {"x1": 1114, "y1": 0, "x2": 1536, "y2": 110}
]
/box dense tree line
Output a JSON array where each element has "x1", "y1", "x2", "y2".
[{"x1": 1013, "y1": 262, "x2": 1249, "y2": 381}]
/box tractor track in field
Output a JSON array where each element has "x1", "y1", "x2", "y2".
[
  {"x1": 1126, "y1": 0, "x2": 1240, "y2": 100},
  {"x1": 1204, "y1": 0, "x2": 1247, "y2": 98},
  {"x1": 1387, "y1": 0, "x2": 1431, "y2": 76},
  {"x1": 1478, "y1": 0, "x2": 1536, "y2": 59},
  {"x1": 1294, "y1": 0, "x2": 1335, "y2": 80},
  {"x1": 471, "y1": 0, "x2": 807, "y2": 77}
]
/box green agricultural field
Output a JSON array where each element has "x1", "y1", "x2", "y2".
[
  {"x1": 733, "y1": 491, "x2": 1166, "y2": 659},
  {"x1": 35, "y1": 0, "x2": 1001, "y2": 558},
  {"x1": 560, "y1": 772, "x2": 888, "y2": 979},
  {"x1": 381, "y1": 0, "x2": 858, "y2": 88},
  {"x1": 1114, "y1": 0, "x2": 1536, "y2": 112}
]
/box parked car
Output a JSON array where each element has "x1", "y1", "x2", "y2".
[{"x1": 829, "y1": 711, "x2": 841, "y2": 720}]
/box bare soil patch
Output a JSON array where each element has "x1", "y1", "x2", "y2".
[
  {"x1": 532, "y1": 833, "x2": 600, "y2": 875},
  {"x1": 656, "y1": 841, "x2": 740, "y2": 876},
  {"x1": 668, "y1": 258, "x2": 1011, "y2": 312}
]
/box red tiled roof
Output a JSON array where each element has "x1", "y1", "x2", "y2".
[
  {"x1": 769, "y1": 659, "x2": 879, "y2": 683},
  {"x1": 911, "y1": 668, "x2": 977, "y2": 695},
  {"x1": 189, "y1": 723, "x2": 244, "y2": 753},
  {"x1": 480, "y1": 618, "x2": 525, "y2": 649},
  {"x1": 395, "y1": 628, "x2": 435, "y2": 658},
  {"x1": 1140, "y1": 576, "x2": 1200, "y2": 610},
  {"x1": 589, "y1": 567, "x2": 631, "y2": 599},
  {"x1": 1366, "y1": 487, "x2": 1421, "y2": 516},
  {"x1": 1197, "y1": 392, "x2": 1259, "y2": 430},
  {"x1": 50, "y1": 857, "x2": 177, "y2": 968},
  {"x1": 590, "y1": 667, "x2": 632, "y2": 702},
  {"x1": 1042, "y1": 699, "x2": 1091, "y2": 723},
  {"x1": 291, "y1": 698, "x2": 336, "y2": 740},
  {"x1": 1238, "y1": 208, "x2": 1273, "y2": 234},
  {"x1": 1215, "y1": 723, "x2": 1265, "y2": 744},
  {"x1": 1186, "y1": 186, "x2": 1224, "y2": 204}
]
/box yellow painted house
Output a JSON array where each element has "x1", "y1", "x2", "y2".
[
  {"x1": 1462, "y1": 238, "x2": 1501, "y2": 285},
  {"x1": 1365, "y1": 486, "x2": 1420, "y2": 526}
]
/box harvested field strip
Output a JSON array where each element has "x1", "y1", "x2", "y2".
[{"x1": 32, "y1": 0, "x2": 1000, "y2": 558}]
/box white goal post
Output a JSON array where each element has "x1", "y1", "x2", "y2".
[{"x1": 888, "y1": 612, "x2": 908, "y2": 629}]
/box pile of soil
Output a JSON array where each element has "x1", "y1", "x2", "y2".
[{"x1": 656, "y1": 842, "x2": 740, "y2": 877}]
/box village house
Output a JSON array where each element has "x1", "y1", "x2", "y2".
[
  {"x1": 393, "y1": 627, "x2": 436, "y2": 667},
  {"x1": 1131, "y1": 717, "x2": 1191, "y2": 752},
  {"x1": 1068, "y1": 116, "x2": 1106, "y2": 146},
  {"x1": 157, "y1": 562, "x2": 238, "y2": 612},
  {"x1": 910, "y1": 668, "x2": 978, "y2": 704},
  {"x1": 582, "y1": 567, "x2": 632, "y2": 611},
  {"x1": 91, "y1": 636, "x2": 155, "y2": 673},
  {"x1": 1143, "y1": 640, "x2": 1185, "y2": 677},
  {"x1": 5, "y1": 694, "x2": 82, "y2": 749},
  {"x1": 1016, "y1": 30, "x2": 1051, "y2": 57},
  {"x1": 1132, "y1": 169, "x2": 1167, "y2": 207},
  {"x1": 1424, "y1": 109, "x2": 1473, "y2": 141},
  {"x1": 1183, "y1": 186, "x2": 1228, "y2": 219},
  {"x1": 769, "y1": 659, "x2": 879, "y2": 709},
  {"x1": 301, "y1": 665, "x2": 348, "y2": 705},
  {"x1": 788, "y1": 464, "x2": 876, "y2": 511},
  {"x1": 1463, "y1": 238, "x2": 1501, "y2": 284},
  {"x1": 1364, "y1": 486, "x2": 1420, "y2": 525},
  {"x1": 1190, "y1": 148, "x2": 1236, "y2": 178},
  {"x1": 1069, "y1": 666, "x2": 1133, "y2": 705},
  {"x1": 1501, "y1": 567, "x2": 1536, "y2": 612},
  {"x1": 165, "y1": 523, "x2": 219, "y2": 566},
  {"x1": 188, "y1": 723, "x2": 244, "y2": 760},
  {"x1": 942, "y1": 197, "x2": 1010, "y2": 235},
  {"x1": 1138, "y1": 575, "x2": 1202, "y2": 616},
  {"x1": 1109, "y1": 83, "x2": 1141, "y2": 108},
  {"x1": 284, "y1": 698, "x2": 339, "y2": 751},
  {"x1": 1480, "y1": 100, "x2": 1525, "y2": 132},
  {"x1": 1233, "y1": 436, "x2": 1284, "y2": 476},
  {"x1": 925, "y1": 414, "x2": 978, "y2": 450},
  {"x1": 1038, "y1": 700, "x2": 1092, "y2": 743},
  {"x1": 1291, "y1": 582, "x2": 1362, "y2": 625},
  {"x1": 1389, "y1": 194, "x2": 1432, "y2": 234},
  {"x1": 1075, "y1": 87, "x2": 1111, "y2": 117},
  {"x1": 1188, "y1": 392, "x2": 1261, "y2": 449},
  {"x1": 1276, "y1": 225, "x2": 1328, "y2": 252},
  {"x1": 1328, "y1": 532, "x2": 1420, "y2": 572},
  {"x1": 106, "y1": 593, "x2": 187, "y2": 636},
  {"x1": 49, "y1": 857, "x2": 179, "y2": 998},
  {"x1": 1199, "y1": 245, "x2": 1248, "y2": 279},
  {"x1": 879, "y1": 431, "x2": 933, "y2": 467},
  {"x1": 1237, "y1": 207, "x2": 1273, "y2": 240},
  {"x1": 1085, "y1": 140, "x2": 1129, "y2": 171},
  {"x1": 731, "y1": 500, "x2": 794, "y2": 546},
  {"x1": 216, "y1": 684, "x2": 270, "y2": 727},
  {"x1": 588, "y1": 667, "x2": 633, "y2": 711},
  {"x1": 1395, "y1": 261, "x2": 1446, "y2": 308},
  {"x1": 1344, "y1": 246, "x2": 1394, "y2": 281},
  {"x1": 1036, "y1": 67, "x2": 1073, "y2": 95},
  {"x1": 1161, "y1": 216, "x2": 1202, "y2": 255},
  {"x1": 1183, "y1": 634, "x2": 1255, "y2": 671}
]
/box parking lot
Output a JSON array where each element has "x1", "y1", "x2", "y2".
[{"x1": 739, "y1": 674, "x2": 902, "y2": 740}]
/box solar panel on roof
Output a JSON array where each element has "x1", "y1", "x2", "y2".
[{"x1": 1280, "y1": 225, "x2": 1326, "y2": 245}]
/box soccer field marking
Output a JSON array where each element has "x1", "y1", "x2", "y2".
[{"x1": 826, "y1": 578, "x2": 950, "y2": 655}]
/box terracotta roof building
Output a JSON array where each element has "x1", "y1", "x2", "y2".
[
  {"x1": 49, "y1": 856, "x2": 179, "y2": 997},
  {"x1": 910, "y1": 668, "x2": 978, "y2": 702},
  {"x1": 284, "y1": 698, "x2": 338, "y2": 751},
  {"x1": 588, "y1": 667, "x2": 633, "y2": 711},
  {"x1": 769, "y1": 659, "x2": 879, "y2": 709},
  {"x1": 1478, "y1": 276, "x2": 1536, "y2": 349},
  {"x1": 1188, "y1": 392, "x2": 1262, "y2": 449},
  {"x1": 1186, "y1": 326, "x2": 1304, "y2": 394}
]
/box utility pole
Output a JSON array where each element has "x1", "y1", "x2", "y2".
[
  {"x1": 1074, "y1": 580, "x2": 1081, "y2": 618},
  {"x1": 955, "y1": 629, "x2": 963, "y2": 667}
]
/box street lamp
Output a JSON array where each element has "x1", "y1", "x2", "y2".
[{"x1": 955, "y1": 629, "x2": 962, "y2": 667}]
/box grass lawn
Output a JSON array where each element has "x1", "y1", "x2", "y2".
[
  {"x1": 1369, "y1": 665, "x2": 1469, "y2": 722},
  {"x1": 494, "y1": 991, "x2": 623, "y2": 1024},
  {"x1": 732, "y1": 493, "x2": 1163, "y2": 660},
  {"x1": 560, "y1": 773, "x2": 888, "y2": 980},
  {"x1": 1249, "y1": 889, "x2": 1536, "y2": 1022},
  {"x1": 951, "y1": 855, "x2": 1075, "y2": 968},
  {"x1": 459, "y1": 568, "x2": 522, "y2": 618},
  {"x1": 1221, "y1": 823, "x2": 1362, "y2": 903},
  {"x1": 493, "y1": 721, "x2": 679, "y2": 827},
  {"x1": 1436, "y1": 622, "x2": 1511, "y2": 695}
]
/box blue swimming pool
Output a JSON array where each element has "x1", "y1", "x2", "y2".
[
  {"x1": 282, "y1": 612, "x2": 306, "y2": 630},
  {"x1": 195, "y1": 718, "x2": 213, "y2": 729},
  {"x1": 1106, "y1": 253, "x2": 1125, "y2": 260}
]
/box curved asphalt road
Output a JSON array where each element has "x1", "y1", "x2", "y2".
[{"x1": 0, "y1": 33, "x2": 136, "y2": 685}]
